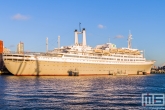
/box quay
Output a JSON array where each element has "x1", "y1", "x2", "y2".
[
  {"x1": 151, "y1": 70, "x2": 165, "y2": 74},
  {"x1": 151, "y1": 65, "x2": 165, "y2": 74},
  {"x1": 0, "y1": 70, "x2": 11, "y2": 75}
]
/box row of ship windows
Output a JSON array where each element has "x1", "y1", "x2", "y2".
[
  {"x1": 112, "y1": 55, "x2": 142, "y2": 58},
  {"x1": 4, "y1": 57, "x2": 144, "y2": 61},
  {"x1": 32, "y1": 56, "x2": 115, "y2": 60},
  {"x1": 64, "y1": 55, "x2": 143, "y2": 58},
  {"x1": 35, "y1": 57, "x2": 145, "y2": 61},
  {"x1": 17, "y1": 61, "x2": 143, "y2": 65},
  {"x1": 4, "y1": 54, "x2": 142, "y2": 59},
  {"x1": 5, "y1": 58, "x2": 145, "y2": 62}
]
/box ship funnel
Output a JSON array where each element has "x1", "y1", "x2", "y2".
[
  {"x1": 82, "y1": 28, "x2": 86, "y2": 46},
  {"x1": 74, "y1": 29, "x2": 78, "y2": 45}
]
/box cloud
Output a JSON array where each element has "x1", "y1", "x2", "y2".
[
  {"x1": 9, "y1": 45, "x2": 15, "y2": 48},
  {"x1": 12, "y1": 13, "x2": 30, "y2": 20},
  {"x1": 98, "y1": 24, "x2": 104, "y2": 29},
  {"x1": 114, "y1": 35, "x2": 124, "y2": 39}
]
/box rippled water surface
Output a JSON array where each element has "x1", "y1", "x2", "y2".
[{"x1": 0, "y1": 74, "x2": 165, "y2": 109}]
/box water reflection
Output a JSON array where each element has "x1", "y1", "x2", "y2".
[{"x1": 0, "y1": 74, "x2": 165, "y2": 109}]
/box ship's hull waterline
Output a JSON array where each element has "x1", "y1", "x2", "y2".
[{"x1": 4, "y1": 60, "x2": 153, "y2": 76}]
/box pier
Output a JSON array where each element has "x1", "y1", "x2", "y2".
[
  {"x1": 151, "y1": 70, "x2": 165, "y2": 74},
  {"x1": 151, "y1": 65, "x2": 165, "y2": 74},
  {"x1": 0, "y1": 70, "x2": 11, "y2": 75}
]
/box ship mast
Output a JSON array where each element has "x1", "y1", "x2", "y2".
[
  {"x1": 58, "y1": 36, "x2": 60, "y2": 49},
  {"x1": 46, "y1": 37, "x2": 48, "y2": 52},
  {"x1": 79, "y1": 22, "x2": 81, "y2": 32},
  {"x1": 128, "y1": 30, "x2": 132, "y2": 49}
]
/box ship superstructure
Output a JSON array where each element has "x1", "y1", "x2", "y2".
[{"x1": 3, "y1": 28, "x2": 155, "y2": 75}]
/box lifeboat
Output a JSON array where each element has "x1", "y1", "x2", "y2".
[
  {"x1": 124, "y1": 49, "x2": 130, "y2": 53},
  {"x1": 109, "y1": 49, "x2": 117, "y2": 53},
  {"x1": 103, "y1": 50, "x2": 110, "y2": 55},
  {"x1": 135, "y1": 51, "x2": 140, "y2": 55},
  {"x1": 94, "y1": 49, "x2": 102, "y2": 53},
  {"x1": 67, "y1": 49, "x2": 76, "y2": 52},
  {"x1": 130, "y1": 50, "x2": 140, "y2": 55},
  {"x1": 86, "y1": 50, "x2": 94, "y2": 54},
  {"x1": 128, "y1": 50, "x2": 134, "y2": 55},
  {"x1": 117, "y1": 49, "x2": 124, "y2": 54}
]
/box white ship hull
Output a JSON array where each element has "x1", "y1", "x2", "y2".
[{"x1": 3, "y1": 56, "x2": 154, "y2": 76}]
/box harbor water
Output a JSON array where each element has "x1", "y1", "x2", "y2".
[{"x1": 0, "y1": 74, "x2": 165, "y2": 109}]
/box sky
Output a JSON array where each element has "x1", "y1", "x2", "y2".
[{"x1": 0, "y1": 0, "x2": 165, "y2": 66}]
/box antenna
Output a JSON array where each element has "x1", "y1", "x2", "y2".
[
  {"x1": 128, "y1": 30, "x2": 132, "y2": 48},
  {"x1": 79, "y1": 22, "x2": 81, "y2": 32},
  {"x1": 46, "y1": 37, "x2": 48, "y2": 52}
]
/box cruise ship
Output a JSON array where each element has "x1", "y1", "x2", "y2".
[{"x1": 3, "y1": 28, "x2": 155, "y2": 76}]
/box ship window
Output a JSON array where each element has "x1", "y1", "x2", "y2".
[
  {"x1": 6, "y1": 59, "x2": 13, "y2": 61},
  {"x1": 4, "y1": 55, "x2": 12, "y2": 57},
  {"x1": 17, "y1": 59, "x2": 24, "y2": 61}
]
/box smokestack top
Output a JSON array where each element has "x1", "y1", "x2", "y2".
[
  {"x1": 82, "y1": 28, "x2": 85, "y2": 30},
  {"x1": 74, "y1": 29, "x2": 77, "y2": 32}
]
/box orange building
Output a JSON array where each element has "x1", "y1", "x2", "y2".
[
  {"x1": 0, "y1": 40, "x2": 3, "y2": 54},
  {"x1": 0, "y1": 40, "x2": 3, "y2": 69}
]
